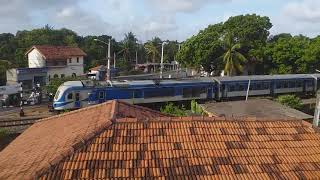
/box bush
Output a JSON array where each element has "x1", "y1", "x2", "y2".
[
  {"x1": 0, "y1": 128, "x2": 8, "y2": 140},
  {"x1": 191, "y1": 100, "x2": 203, "y2": 115},
  {"x1": 276, "y1": 95, "x2": 302, "y2": 109},
  {"x1": 160, "y1": 103, "x2": 187, "y2": 116}
]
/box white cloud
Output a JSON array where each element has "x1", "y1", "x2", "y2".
[
  {"x1": 146, "y1": 0, "x2": 231, "y2": 13},
  {"x1": 283, "y1": 0, "x2": 320, "y2": 23}
]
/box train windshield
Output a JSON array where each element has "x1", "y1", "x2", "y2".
[{"x1": 54, "y1": 90, "x2": 60, "y2": 100}]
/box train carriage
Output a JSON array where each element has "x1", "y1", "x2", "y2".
[
  {"x1": 53, "y1": 74, "x2": 320, "y2": 111},
  {"x1": 213, "y1": 74, "x2": 320, "y2": 100}
]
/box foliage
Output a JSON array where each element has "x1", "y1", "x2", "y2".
[
  {"x1": 160, "y1": 103, "x2": 187, "y2": 116},
  {"x1": 191, "y1": 100, "x2": 203, "y2": 115},
  {"x1": 144, "y1": 43, "x2": 159, "y2": 63},
  {"x1": 176, "y1": 14, "x2": 272, "y2": 75},
  {"x1": 0, "y1": 128, "x2": 8, "y2": 140},
  {"x1": 265, "y1": 35, "x2": 310, "y2": 74},
  {"x1": 176, "y1": 23, "x2": 225, "y2": 73},
  {"x1": 276, "y1": 95, "x2": 303, "y2": 110},
  {"x1": 45, "y1": 76, "x2": 85, "y2": 95},
  {"x1": 222, "y1": 34, "x2": 247, "y2": 76}
]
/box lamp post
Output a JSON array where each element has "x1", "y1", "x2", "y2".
[
  {"x1": 160, "y1": 42, "x2": 168, "y2": 79},
  {"x1": 94, "y1": 38, "x2": 111, "y2": 80}
]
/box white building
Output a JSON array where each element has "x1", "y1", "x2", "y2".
[{"x1": 25, "y1": 45, "x2": 87, "y2": 81}]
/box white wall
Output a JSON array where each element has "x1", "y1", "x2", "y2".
[
  {"x1": 47, "y1": 56, "x2": 84, "y2": 79},
  {"x1": 28, "y1": 49, "x2": 45, "y2": 68}
]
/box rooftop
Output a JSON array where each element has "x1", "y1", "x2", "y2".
[
  {"x1": 26, "y1": 45, "x2": 87, "y2": 61},
  {"x1": 200, "y1": 99, "x2": 313, "y2": 120},
  {"x1": 211, "y1": 74, "x2": 320, "y2": 82},
  {"x1": 1, "y1": 100, "x2": 320, "y2": 179}
]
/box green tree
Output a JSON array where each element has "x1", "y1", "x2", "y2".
[
  {"x1": 144, "y1": 43, "x2": 159, "y2": 63},
  {"x1": 276, "y1": 95, "x2": 302, "y2": 110},
  {"x1": 303, "y1": 36, "x2": 320, "y2": 72},
  {"x1": 0, "y1": 60, "x2": 14, "y2": 85},
  {"x1": 222, "y1": 34, "x2": 247, "y2": 76},
  {"x1": 224, "y1": 14, "x2": 272, "y2": 74},
  {"x1": 176, "y1": 23, "x2": 224, "y2": 74},
  {"x1": 265, "y1": 35, "x2": 310, "y2": 74}
]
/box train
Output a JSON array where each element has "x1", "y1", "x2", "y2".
[{"x1": 53, "y1": 74, "x2": 320, "y2": 110}]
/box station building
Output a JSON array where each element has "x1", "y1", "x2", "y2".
[{"x1": 6, "y1": 45, "x2": 86, "y2": 90}]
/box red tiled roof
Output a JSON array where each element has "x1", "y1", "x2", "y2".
[
  {"x1": 2, "y1": 101, "x2": 320, "y2": 179},
  {"x1": 90, "y1": 65, "x2": 106, "y2": 71},
  {"x1": 0, "y1": 100, "x2": 168, "y2": 180},
  {"x1": 26, "y1": 45, "x2": 87, "y2": 60}
]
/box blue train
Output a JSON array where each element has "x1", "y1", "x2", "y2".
[{"x1": 53, "y1": 74, "x2": 320, "y2": 110}]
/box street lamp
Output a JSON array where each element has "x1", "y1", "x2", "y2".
[
  {"x1": 160, "y1": 41, "x2": 168, "y2": 79},
  {"x1": 94, "y1": 38, "x2": 111, "y2": 80}
]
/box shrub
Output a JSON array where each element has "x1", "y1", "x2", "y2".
[
  {"x1": 0, "y1": 128, "x2": 8, "y2": 140},
  {"x1": 160, "y1": 103, "x2": 187, "y2": 116},
  {"x1": 276, "y1": 95, "x2": 302, "y2": 109},
  {"x1": 191, "y1": 100, "x2": 203, "y2": 115}
]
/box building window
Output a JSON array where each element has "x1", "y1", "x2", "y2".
[
  {"x1": 69, "y1": 58, "x2": 72, "y2": 63},
  {"x1": 77, "y1": 57, "x2": 79, "y2": 63},
  {"x1": 72, "y1": 73, "x2": 76, "y2": 78},
  {"x1": 48, "y1": 75, "x2": 51, "y2": 81},
  {"x1": 61, "y1": 74, "x2": 65, "y2": 78},
  {"x1": 53, "y1": 74, "x2": 59, "y2": 78}
]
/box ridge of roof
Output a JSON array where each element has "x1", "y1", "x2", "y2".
[{"x1": 25, "y1": 45, "x2": 87, "y2": 60}]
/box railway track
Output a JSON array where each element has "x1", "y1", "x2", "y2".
[{"x1": 0, "y1": 116, "x2": 50, "y2": 133}]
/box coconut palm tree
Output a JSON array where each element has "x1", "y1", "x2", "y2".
[
  {"x1": 222, "y1": 34, "x2": 247, "y2": 76},
  {"x1": 144, "y1": 43, "x2": 159, "y2": 63}
]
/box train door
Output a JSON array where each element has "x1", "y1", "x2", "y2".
[
  {"x1": 75, "y1": 92, "x2": 81, "y2": 108},
  {"x1": 270, "y1": 81, "x2": 275, "y2": 97}
]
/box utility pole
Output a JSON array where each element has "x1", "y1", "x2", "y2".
[
  {"x1": 94, "y1": 38, "x2": 112, "y2": 80},
  {"x1": 314, "y1": 90, "x2": 320, "y2": 127},
  {"x1": 107, "y1": 39, "x2": 111, "y2": 80},
  {"x1": 160, "y1": 42, "x2": 167, "y2": 79},
  {"x1": 113, "y1": 52, "x2": 116, "y2": 68},
  {"x1": 246, "y1": 79, "x2": 251, "y2": 101},
  {"x1": 135, "y1": 50, "x2": 138, "y2": 65}
]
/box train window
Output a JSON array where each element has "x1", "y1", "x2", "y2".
[
  {"x1": 238, "y1": 84, "x2": 245, "y2": 91},
  {"x1": 276, "y1": 83, "x2": 281, "y2": 89},
  {"x1": 145, "y1": 88, "x2": 175, "y2": 98},
  {"x1": 256, "y1": 83, "x2": 262, "y2": 90},
  {"x1": 182, "y1": 87, "x2": 204, "y2": 98},
  {"x1": 307, "y1": 81, "x2": 314, "y2": 87},
  {"x1": 264, "y1": 83, "x2": 270, "y2": 89},
  {"x1": 182, "y1": 88, "x2": 193, "y2": 98},
  {"x1": 99, "y1": 91, "x2": 105, "y2": 99},
  {"x1": 67, "y1": 93, "x2": 73, "y2": 100},
  {"x1": 283, "y1": 82, "x2": 289, "y2": 88},
  {"x1": 296, "y1": 81, "x2": 302, "y2": 87},
  {"x1": 200, "y1": 87, "x2": 207, "y2": 94},
  {"x1": 229, "y1": 85, "x2": 235, "y2": 92},
  {"x1": 289, "y1": 81, "x2": 296, "y2": 88},
  {"x1": 75, "y1": 93, "x2": 80, "y2": 101}
]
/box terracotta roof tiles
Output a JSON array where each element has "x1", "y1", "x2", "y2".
[
  {"x1": 1, "y1": 101, "x2": 320, "y2": 179},
  {"x1": 26, "y1": 45, "x2": 87, "y2": 60}
]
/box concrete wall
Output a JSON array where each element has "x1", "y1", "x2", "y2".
[{"x1": 28, "y1": 49, "x2": 45, "y2": 68}]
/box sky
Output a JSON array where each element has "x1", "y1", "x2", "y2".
[{"x1": 1, "y1": 0, "x2": 320, "y2": 41}]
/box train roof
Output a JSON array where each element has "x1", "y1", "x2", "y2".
[
  {"x1": 212, "y1": 74, "x2": 320, "y2": 83},
  {"x1": 109, "y1": 79, "x2": 212, "y2": 88}
]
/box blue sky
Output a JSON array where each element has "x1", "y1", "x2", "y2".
[{"x1": 1, "y1": 0, "x2": 320, "y2": 41}]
